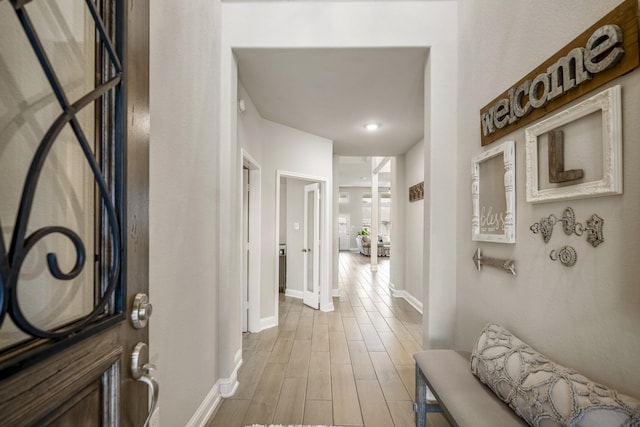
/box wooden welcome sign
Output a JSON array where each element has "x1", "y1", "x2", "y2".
[{"x1": 480, "y1": 0, "x2": 639, "y2": 146}]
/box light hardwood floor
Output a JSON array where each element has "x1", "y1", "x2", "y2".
[{"x1": 207, "y1": 252, "x2": 450, "y2": 427}]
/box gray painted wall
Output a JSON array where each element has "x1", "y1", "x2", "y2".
[
  {"x1": 456, "y1": 0, "x2": 640, "y2": 397},
  {"x1": 404, "y1": 140, "x2": 425, "y2": 303}
]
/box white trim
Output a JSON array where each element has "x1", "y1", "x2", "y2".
[
  {"x1": 321, "y1": 299, "x2": 335, "y2": 313},
  {"x1": 285, "y1": 288, "x2": 304, "y2": 299},
  {"x1": 331, "y1": 288, "x2": 340, "y2": 297},
  {"x1": 219, "y1": 357, "x2": 242, "y2": 398},
  {"x1": 186, "y1": 357, "x2": 244, "y2": 427},
  {"x1": 260, "y1": 315, "x2": 278, "y2": 331},
  {"x1": 241, "y1": 149, "x2": 262, "y2": 333},
  {"x1": 392, "y1": 289, "x2": 423, "y2": 315},
  {"x1": 185, "y1": 383, "x2": 221, "y2": 427}
]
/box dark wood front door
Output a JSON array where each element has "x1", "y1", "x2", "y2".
[{"x1": 0, "y1": 0, "x2": 150, "y2": 425}]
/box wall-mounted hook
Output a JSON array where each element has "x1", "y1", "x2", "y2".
[{"x1": 531, "y1": 207, "x2": 604, "y2": 248}]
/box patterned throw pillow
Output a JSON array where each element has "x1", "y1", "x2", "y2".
[{"x1": 470, "y1": 323, "x2": 640, "y2": 427}]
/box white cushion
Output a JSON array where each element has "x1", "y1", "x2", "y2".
[{"x1": 470, "y1": 323, "x2": 640, "y2": 427}]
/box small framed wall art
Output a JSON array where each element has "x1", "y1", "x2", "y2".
[
  {"x1": 409, "y1": 181, "x2": 424, "y2": 202},
  {"x1": 525, "y1": 85, "x2": 622, "y2": 203},
  {"x1": 472, "y1": 140, "x2": 516, "y2": 243}
]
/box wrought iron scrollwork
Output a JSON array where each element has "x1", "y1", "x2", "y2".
[
  {"x1": 1, "y1": 0, "x2": 124, "y2": 347},
  {"x1": 530, "y1": 207, "x2": 604, "y2": 248}
]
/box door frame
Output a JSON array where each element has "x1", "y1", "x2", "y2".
[
  {"x1": 240, "y1": 149, "x2": 261, "y2": 333},
  {"x1": 275, "y1": 170, "x2": 332, "y2": 316}
]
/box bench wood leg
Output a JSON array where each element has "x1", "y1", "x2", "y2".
[{"x1": 415, "y1": 364, "x2": 428, "y2": 427}]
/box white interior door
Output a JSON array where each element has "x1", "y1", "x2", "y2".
[
  {"x1": 303, "y1": 183, "x2": 320, "y2": 309},
  {"x1": 338, "y1": 214, "x2": 351, "y2": 250}
]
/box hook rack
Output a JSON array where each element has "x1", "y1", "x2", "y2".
[{"x1": 530, "y1": 207, "x2": 604, "y2": 247}]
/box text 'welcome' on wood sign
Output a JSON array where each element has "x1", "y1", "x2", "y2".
[{"x1": 480, "y1": 0, "x2": 639, "y2": 146}]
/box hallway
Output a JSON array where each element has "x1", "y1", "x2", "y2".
[{"x1": 207, "y1": 252, "x2": 449, "y2": 427}]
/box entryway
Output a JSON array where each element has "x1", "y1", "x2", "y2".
[{"x1": 277, "y1": 174, "x2": 327, "y2": 311}]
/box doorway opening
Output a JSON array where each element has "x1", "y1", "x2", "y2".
[{"x1": 275, "y1": 171, "x2": 332, "y2": 316}]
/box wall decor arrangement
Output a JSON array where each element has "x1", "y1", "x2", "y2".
[
  {"x1": 530, "y1": 207, "x2": 604, "y2": 267},
  {"x1": 472, "y1": 140, "x2": 515, "y2": 243},
  {"x1": 525, "y1": 85, "x2": 622, "y2": 203},
  {"x1": 479, "y1": 0, "x2": 639, "y2": 146},
  {"x1": 530, "y1": 207, "x2": 604, "y2": 248},
  {"x1": 409, "y1": 181, "x2": 424, "y2": 202},
  {"x1": 472, "y1": 248, "x2": 516, "y2": 276}
]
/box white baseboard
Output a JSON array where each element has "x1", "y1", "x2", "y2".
[
  {"x1": 187, "y1": 356, "x2": 243, "y2": 427},
  {"x1": 392, "y1": 289, "x2": 423, "y2": 314},
  {"x1": 321, "y1": 300, "x2": 335, "y2": 312},
  {"x1": 219, "y1": 358, "x2": 242, "y2": 398},
  {"x1": 284, "y1": 288, "x2": 303, "y2": 299},
  {"x1": 185, "y1": 383, "x2": 221, "y2": 427},
  {"x1": 260, "y1": 315, "x2": 278, "y2": 331},
  {"x1": 331, "y1": 288, "x2": 340, "y2": 297}
]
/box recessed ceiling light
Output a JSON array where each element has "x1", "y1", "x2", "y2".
[{"x1": 364, "y1": 123, "x2": 381, "y2": 131}]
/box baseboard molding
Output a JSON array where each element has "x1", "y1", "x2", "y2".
[
  {"x1": 219, "y1": 358, "x2": 242, "y2": 398},
  {"x1": 284, "y1": 288, "x2": 303, "y2": 299},
  {"x1": 331, "y1": 288, "x2": 340, "y2": 297},
  {"x1": 187, "y1": 356, "x2": 243, "y2": 427},
  {"x1": 260, "y1": 315, "x2": 278, "y2": 331},
  {"x1": 392, "y1": 289, "x2": 423, "y2": 314},
  {"x1": 185, "y1": 383, "x2": 221, "y2": 427},
  {"x1": 321, "y1": 300, "x2": 335, "y2": 312}
]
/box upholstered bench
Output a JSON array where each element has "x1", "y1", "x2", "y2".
[
  {"x1": 413, "y1": 349, "x2": 526, "y2": 426},
  {"x1": 413, "y1": 324, "x2": 640, "y2": 427}
]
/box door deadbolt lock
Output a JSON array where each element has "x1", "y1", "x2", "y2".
[{"x1": 131, "y1": 293, "x2": 153, "y2": 329}]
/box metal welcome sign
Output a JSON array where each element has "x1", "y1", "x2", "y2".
[{"x1": 480, "y1": 0, "x2": 639, "y2": 146}]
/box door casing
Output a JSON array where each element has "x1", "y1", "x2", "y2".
[
  {"x1": 240, "y1": 149, "x2": 261, "y2": 333},
  {"x1": 274, "y1": 170, "x2": 332, "y2": 322}
]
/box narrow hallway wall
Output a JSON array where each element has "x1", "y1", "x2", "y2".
[
  {"x1": 456, "y1": 0, "x2": 640, "y2": 397},
  {"x1": 149, "y1": 1, "x2": 222, "y2": 425}
]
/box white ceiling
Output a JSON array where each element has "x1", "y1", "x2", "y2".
[{"x1": 235, "y1": 47, "x2": 427, "y2": 157}]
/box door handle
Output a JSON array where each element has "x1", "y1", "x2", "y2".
[
  {"x1": 302, "y1": 249, "x2": 307, "y2": 253},
  {"x1": 131, "y1": 342, "x2": 159, "y2": 427}
]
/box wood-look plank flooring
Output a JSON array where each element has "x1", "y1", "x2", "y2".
[{"x1": 207, "y1": 252, "x2": 450, "y2": 427}]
